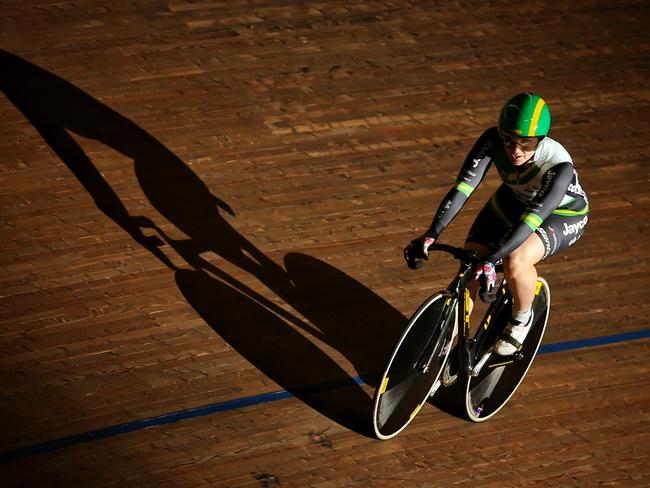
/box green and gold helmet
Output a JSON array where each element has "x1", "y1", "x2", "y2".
[{"x1": 498, "y1": 92, "x2": 551, "y2": 138}]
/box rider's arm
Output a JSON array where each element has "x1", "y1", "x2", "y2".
[
  {"x1": 427, "y1": 128, "x2": 496, "y2": 237},
  {"x1": 485, "y1": 162, "x2": 574, "y2": 263}
]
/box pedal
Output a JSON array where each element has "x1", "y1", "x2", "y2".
[{"x1": 491, "y1": 351, "x2": 525, "y2": 362}]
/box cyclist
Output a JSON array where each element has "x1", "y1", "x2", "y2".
[{"x1": 405, "y1": 92, "x2": 589, "y2": 355}]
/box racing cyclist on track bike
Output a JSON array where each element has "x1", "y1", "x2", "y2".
[{"x1": 405, "y1": 92, "x2": 589, "y2": 355}]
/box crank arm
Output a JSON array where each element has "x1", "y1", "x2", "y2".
[{"x1": 472, "y1": 350, "x2": 525, "y2": 376}]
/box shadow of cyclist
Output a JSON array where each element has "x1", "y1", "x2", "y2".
[
  {"x1": 283, "y1": 252, "x2": 406, "y2": 386},
  {"x1": 1, "y1": 49, "x2": 406, "y2": 434}
]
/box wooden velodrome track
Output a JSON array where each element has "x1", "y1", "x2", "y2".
[{"x1": 1, "y1": 0, "x2": 649, "y2": 486}]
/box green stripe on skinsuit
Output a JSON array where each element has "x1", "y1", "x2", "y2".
[
  {"x1": 455, "y1": 181, "x2": 475, "y2": 197},
  {"x1": 521, "y1": 212, "x2": 543, "y2": 231},
  {"x1": 552, "y1": 205, "x2": 589, "y2": 216}
]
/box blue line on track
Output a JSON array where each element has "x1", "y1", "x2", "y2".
[
  {"x1": 537, "y1": 329, "x2": 650, "y2": 354},
  {"x1": 2, "y1": 328, "x2": 649, "y2": 464}
]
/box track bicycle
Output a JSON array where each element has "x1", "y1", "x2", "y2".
[{"x1": 372, "y1": 243, "x2": 550, "y2": 440}]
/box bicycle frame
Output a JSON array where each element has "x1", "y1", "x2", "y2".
[
  {"x1": 424, "y1": 243, "x2": 514, "y2": 378},
  {"x1": 446, "y1": 263, "x2": 526, "y2": 382}
]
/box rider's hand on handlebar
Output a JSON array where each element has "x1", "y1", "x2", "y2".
[
  {"x1": 404, "y1": 234, "x2": 436, "y2": 269},
  {"x1": 474, "y1": 261, "x2": 497, "y2": 293}
]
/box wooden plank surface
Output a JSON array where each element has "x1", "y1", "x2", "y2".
[{"x1": 1, "y1": 0, "x2": 649, "y2": 486}]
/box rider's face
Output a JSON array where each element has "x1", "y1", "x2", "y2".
[{"x1": 502, "y1": 133, "x2": 539, "y2": 166}]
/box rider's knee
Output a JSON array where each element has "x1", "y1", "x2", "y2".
[{"x1": 503, "y1": 251, "x2": 535, "y2": 277}]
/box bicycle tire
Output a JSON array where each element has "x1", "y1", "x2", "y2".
[
  {"x1": 465, "y1": 277, "x2": 550, "y2": 422},
  {"x1": 372, "y1": 291, "x2": 456, "y2": 439}
]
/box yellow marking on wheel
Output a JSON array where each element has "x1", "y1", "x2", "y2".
[
  {"x1": 445, "y1": 298, "x2": 451, "y2": 306},
  {"x1": 535, "y1": 280, "x2": 543, "y2": 295},
  {"x1": 379, "y1": 377, "x2": 389, "y2": 395},
  {"x1": 409, "y1": 403, "x2": 423, "y2": 420}
]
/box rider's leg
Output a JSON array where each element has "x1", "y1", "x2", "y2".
[
  {"x1": 503, "y1": 233, "x2": 545, "y2": 313},
  {"x1": 496, "y1": 233, "x2": 546, "y2": 355}
]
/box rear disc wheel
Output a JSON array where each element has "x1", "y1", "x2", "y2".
[{"x1": 465, "y1": 278, "x2": 550, "y2": 421}]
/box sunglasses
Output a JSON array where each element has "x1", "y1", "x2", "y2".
[{"x1": 501, "y1": 133, "x2": 539, "y2": 151}]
